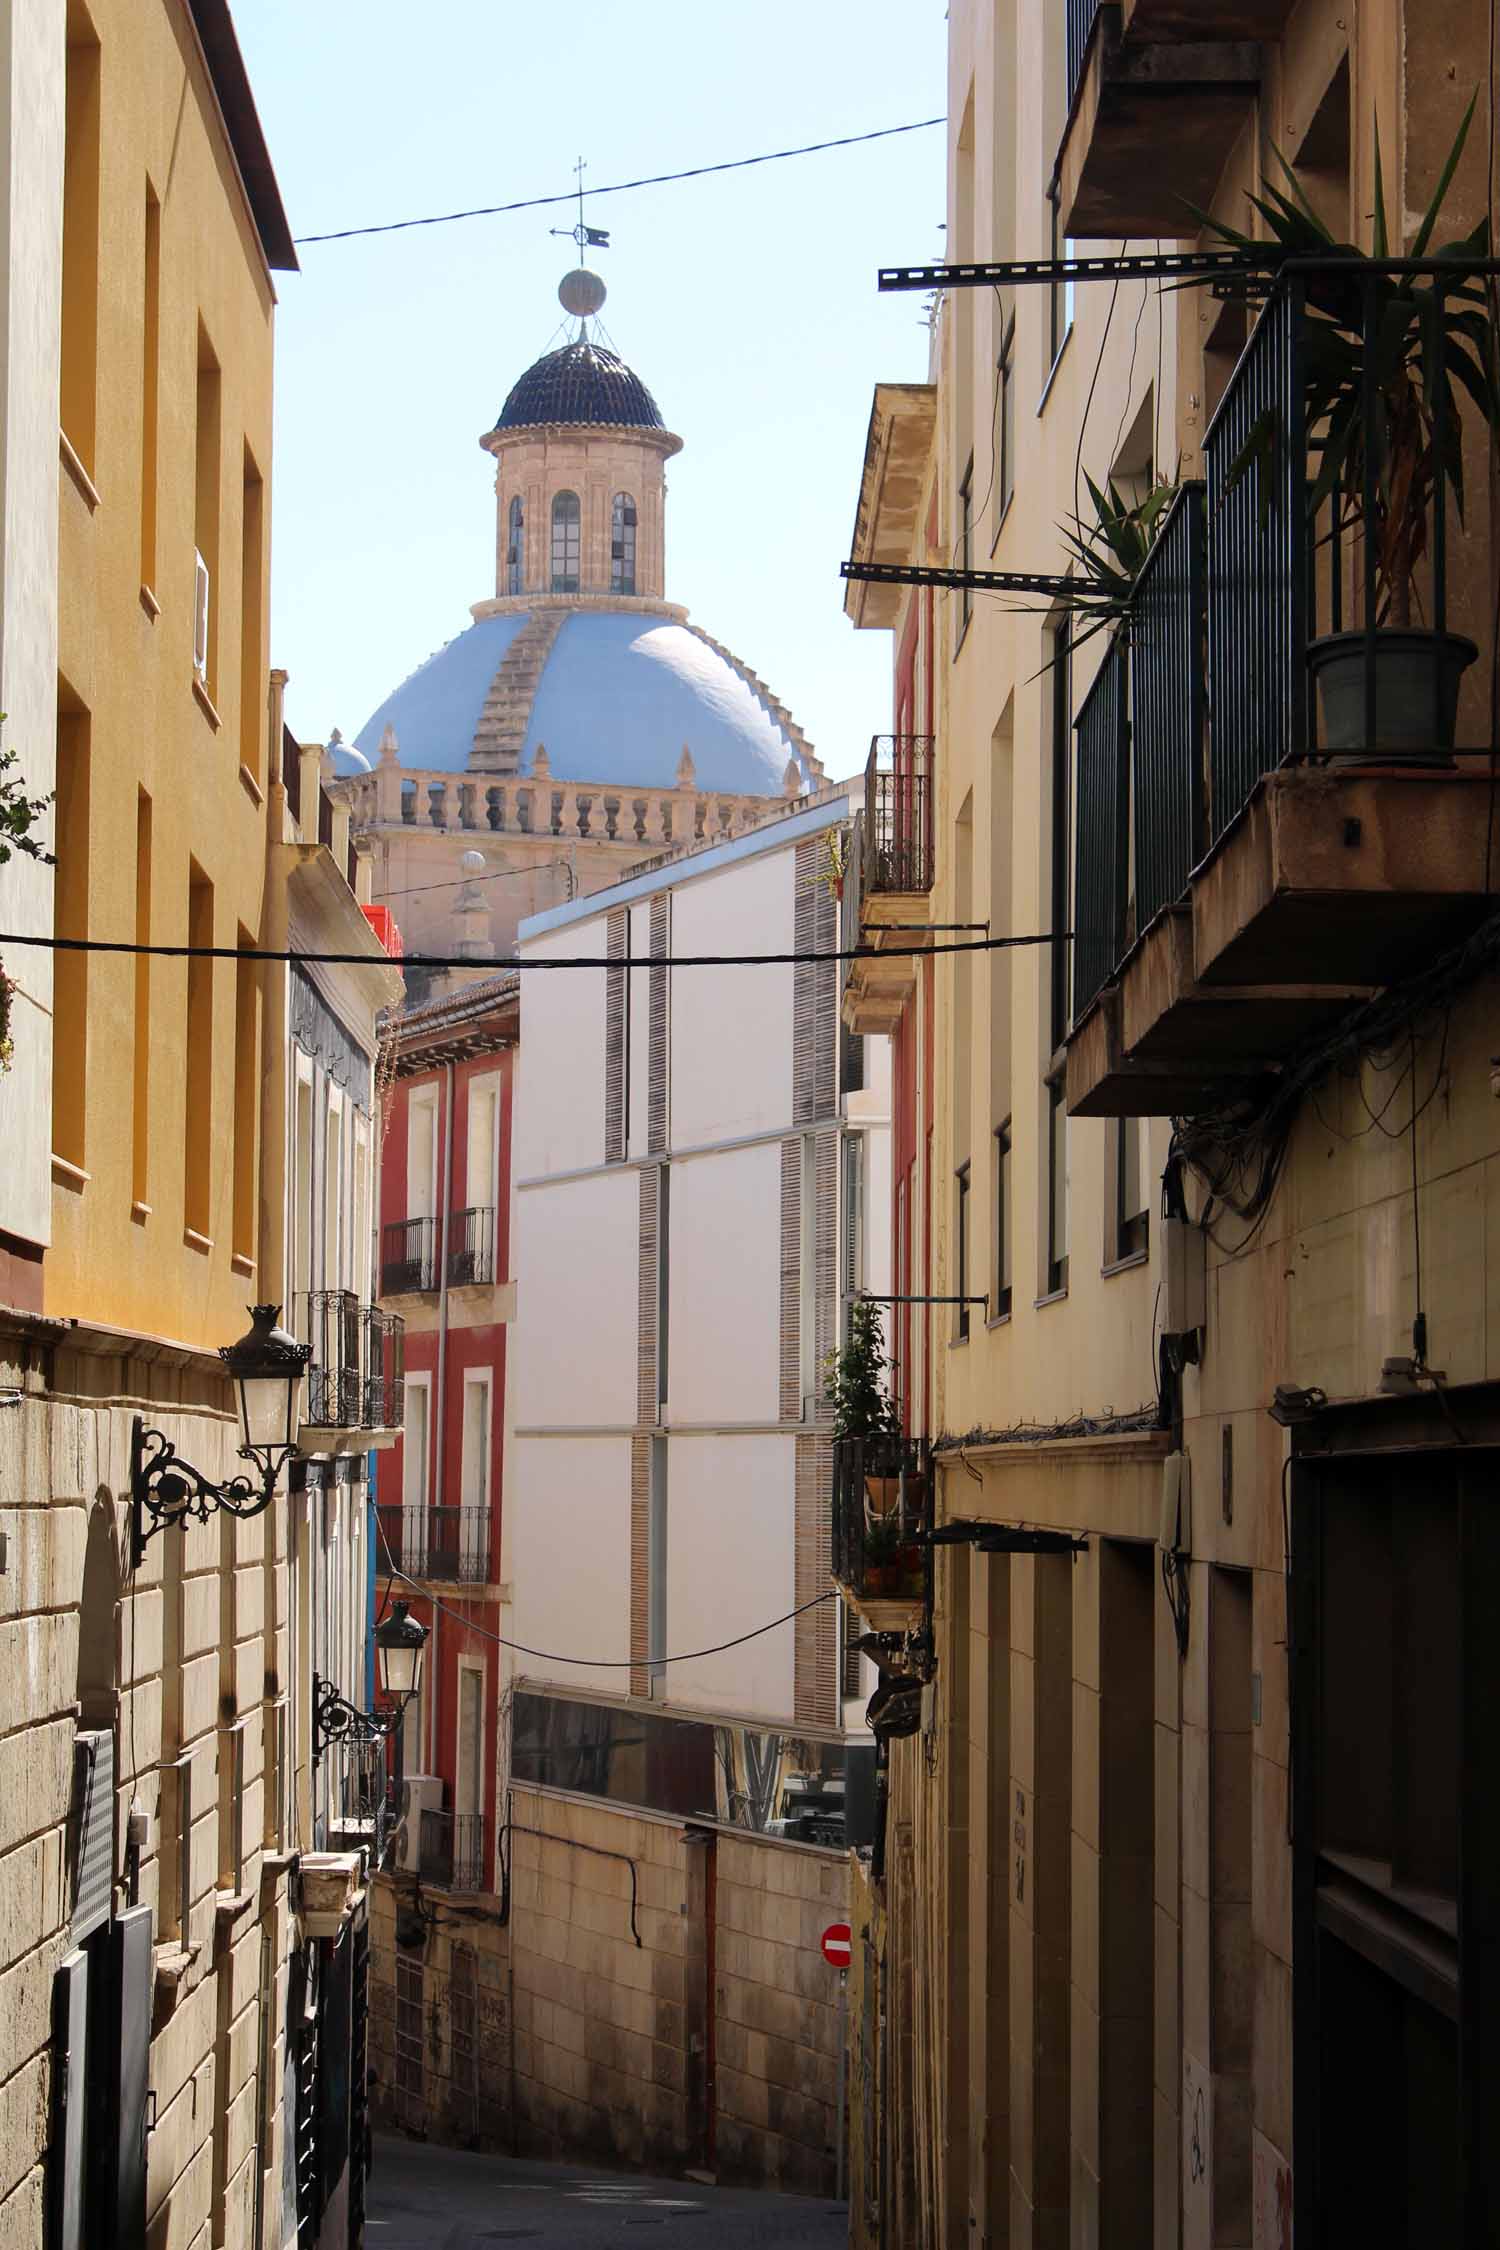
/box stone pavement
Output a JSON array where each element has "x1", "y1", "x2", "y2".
[{"x1": 366, "y1": 2134, "x2": 850, "y2": 2250}]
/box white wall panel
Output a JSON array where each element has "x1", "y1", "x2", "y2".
[
  {"x1": 514, "y1": 925, "x2": 607, "y2": 1179},
  {"x1": 664, "y1": 1434, "x2": 796, "y2": 1719},
  {"x1": 512, "y1": 1168, "x2": 639, "y2": 1428},
  {"x1": 509, "y1": 1435, "x2": 632, "y2": 1690},
  {"x1": 666, "y1": 1141, "x2": 782, "y2": 1426},
  {"x1": 669, "y1": 852, "x2": 795, "y2": 1150}
]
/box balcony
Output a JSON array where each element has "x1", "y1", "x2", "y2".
[
  {"x1": 447, "y1": 1206, "x2": 496, "y2": 1288},
  {"x1": 300, "y1": 1294, "x2": 405, "y2": 1440},
  {"x1": 420, "y1": 1809, "x2": 485, "y2": 1893},
  {"x1": 1057, "y1": 2, "x2": 1261, "y2": 237},
  {"x1": 327, "y1": 1739, "x2": 394, "y2": 1859},
  {"x1": 843, "y1": 736, "x2": 935, "y2": 1037},
  {"x1": 1065, "y1": 277, "x2": 1495, "y2": 1120},
  {"x1": 381, "y1": 1216, "x2": 437, "y2": 1295},
  {"x1": 831, "y1": 1435, "x2": 929, "y2": 1635},
  {"x1": 377, "y1": 1503, "x2": 492, "y2": 1586},
  {"x1": 1121, "y1": 0, "x2": 1295, "y2": 37}
]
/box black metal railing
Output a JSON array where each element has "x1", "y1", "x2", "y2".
[
  {"x1": 1067, "y1": 0, "x2": 1102, "y2": 109},
  {"x1": 376, "y1": 1503, "x2": 491, "y2": 1584},
  {"x1": 1204, "y1": 285, "x2": 1306, "y2": 837},
  {"x1": 863, "y1": 736, "x2": 935, "y2": 897},
  {"x1": 381, "y1": 1216, "x2": 437, "y2": 1294},
  {"x1": 1131, "y1": 481, "x2": 1207, "y2": 930},
  {"x1": 1072, "y1": 638, "x2": 1130, "y2": 1022},
  {"x1": 424, "y1": 1506, "x2": 492, "y2": 1585},
  {"x1": 301, "y1": 1294, "x2": 405, "y2": 1431},
  {"x1": 302, "y1": 1290, "x2": 361, "y2": 1428},
  {"x1": 420, "y1": 1809, "x2": 485, "y2": 1892},
  {"x1": 362, "y1": 1303, "x2": 405, "y2": 1429},
  {"x1": 282, "y1": 724, "x2": 302, "y2": 822},
  {"x1": 330, "y1": 1739, "x2": 394, "y2": 1853},
  {"x1": 831, "y1": 1434, "x2": 928, "y2": 1606},
  {"x1": 447, "y1": 1207, "x2": 496, "y2": 1287}
]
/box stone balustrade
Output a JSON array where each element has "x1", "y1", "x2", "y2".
[{"x1": 334, "y1": 765, "x2": 785, "y2": 851}]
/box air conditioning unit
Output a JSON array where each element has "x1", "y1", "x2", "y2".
[
  {"x1": 193, "y1": 550, "x2": 210, "y2": 679},
  {"x1": 392, "y1": 1774, "x2": 442, "y2": 1874}
]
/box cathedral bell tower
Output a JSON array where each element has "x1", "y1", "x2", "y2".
[{"x1": 478, "y1": 268, "x2": 683, "y2": 607}]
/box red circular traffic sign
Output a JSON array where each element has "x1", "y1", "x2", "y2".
[{"x1": 820, "y1": 1922, "x2": 852, "y2": 1969}]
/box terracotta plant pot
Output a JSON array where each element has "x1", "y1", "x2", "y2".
[{"x1": 864, "y1": 1473, "x2": 902, "y2": 1515}]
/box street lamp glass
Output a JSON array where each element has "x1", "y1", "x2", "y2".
[
  {"x1": 220, "y1": 1304, "x2": 310, "y2": 1456},
  {"x1": 376, "y1": 1601, "x2": 428, "y2": 1702}
]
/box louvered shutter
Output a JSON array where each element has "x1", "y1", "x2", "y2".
[
  {"x1": 70, "y1": 1730, "x2": 114, "y2": 1943},
  {"x1": 49, "y1": 1950, "x2": 91, "y2": 2250},
  {"x1": 111, "y1": 1904, "x2": 153, "y2": 2250}
]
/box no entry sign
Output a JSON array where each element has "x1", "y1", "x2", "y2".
[{"x1": 820, "y1": 1922, "x2": 852, "y2": 1970}]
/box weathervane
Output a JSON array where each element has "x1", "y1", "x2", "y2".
[
  {"x1": 551, "y1": 155, "x2": 610, "y2": 255},
  {"x1": 552, "y1": 155, "x2": 610, "y2": 324}
]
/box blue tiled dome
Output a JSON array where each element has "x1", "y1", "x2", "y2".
[
  {"x1": 494, "y1": 340, "x2": 666, "y2": 433},
  {"x1": 353, "y1": 610, "x2": 814, "y2": 796}
]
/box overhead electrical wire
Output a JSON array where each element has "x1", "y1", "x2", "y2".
[
  {"x1": 0, "y1": 927, "x2": 1067, "y2": 972},
  {"x1": 295, "y1": 118, "x2": 946, "y2": 246},
  {"x1": 377, "y1": 1545, "x2": 837, "y2": 1670}
]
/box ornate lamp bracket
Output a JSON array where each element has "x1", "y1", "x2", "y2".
[
  {"x1": 130, "y1": 1417, "x2": 294, "y2": 1571},
  {"x1": 311, "y1": 1673, "x2": 403, "y2": 1768}
]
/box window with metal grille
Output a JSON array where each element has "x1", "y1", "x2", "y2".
[
  {"x1": 842, "y1": 1133, "x2": 865, "y2": 1303},
  {"x1": 506, "y1": 495, "x2": 524, "y2": 593},
  {"x1": 550, "y1": 489, "x2": 580, "y2": 591},
  {"x1": 610, "y1": 491, "x2": 637, "y2": 593}
]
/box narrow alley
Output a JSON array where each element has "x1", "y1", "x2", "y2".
[{"x1": 366, "y1": 2136, "x2": 847, "y2": 2249}]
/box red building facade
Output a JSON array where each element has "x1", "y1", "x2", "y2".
[{"x1": 373, "y1": 974, "x2": 517, "y2": 1898}]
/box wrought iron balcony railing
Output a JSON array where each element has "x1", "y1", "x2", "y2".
[
  {"x1": 447, "y1": 1206, "x2": 496, "y2": 1288},
  {"x1": 863, "y1": 736, "x2": 935, "y2": 899},
  {"x1": 1071, "y1": 262, "x2": 1488, "y2": 1026},
  {"x1": 300, "y1": 1294, "x2": 405, "y2": 1433},
  {"x1": 420, "y1": 1809, "x2": 485, "y2": 1893},
  {"x1": 328, "y1": 1738, "x2": 394, "y2": 1860},
  {"x1": 1066, "y1": 0, "x2": 1102, "y2": 109},
  {"x1": 831, "y1": 1434, "x2": 929, "y2": 1615},
  {"x1": 381, "y1": 1216, "x2": 437, "y2": 1295},
  {"x1": 376, "y1": 1503, "x2": 492, "y2": 1585}
]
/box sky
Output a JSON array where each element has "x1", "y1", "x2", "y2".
[{"x1": 233, "y1": 3, "x2": 949, "y2": 787}]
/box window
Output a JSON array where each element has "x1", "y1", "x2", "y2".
[
  {"x1": 460, "y1": 1373, "x2": 490, "y2": 1513},
  {"x1": 131, "y1": 790, "x2": 151, "y2": 1207},
  {"x1": 406, "y1": 1088, "x2": 438, "y2": 1221},
  {"x1": 648, "y1": 1436, "x2": 668, "y2": 1693},
  {"x1": 994, "y1": 1122, "x2": 1012, "y2": 1318},
  {"x1": 232, "y1": 935, "x2": 257, "y2": 1264},
  {"x1": 194, "y1": 332, "x2": 222, "y2": 699},
  {"x1": 995, "y1": 316, "x2": 1016, "y2": 530},
  {"x1": 457, "y1": 1666, "x2": 484, "y2": 1819},
  {"x1": 52, "y1": 692, "x2": 91, "y2": 1172},
  {"x1": 466, "y1": 1078, "x2": 499, "y2": 1212},
  {"x1": 1113, "y1": 1114, "x2": 1149, "y2": 1264},
  {"x1": 957, "y1": 1167, "x2": 974, "y2": 1330},
  {"x1": 842, "y1": 1134, "x2": 865, "y2": 1302},
  {"x1": 1048, "y1": 622, "x2": 1073, "y2": 1051},
  {"x1": 184, "y1": 867, "x2": 213, "y2": 1239},
  {"x1": 550, "y1": 490, "x2": 580, "y2": 592},
  {"x1": 239, "y1": 449, "x2": 264, "y2": 781},
  {"x1": 140, "y1": 186, "x2": 161, "y2": 587},
  {"x1": 956, "y1": 456, "x2": 975, "y2": 647},
  {"x1": 60, "y1": 19, "x2": 101, "y2": 473},
  {"x1": 1047, "y1": 186, "x2": 1075, "y2": 376},
  {"x1": 1045, "y1": 1082, "x2": 1069, "y2": 1296},
  {"x1": 402, "y1": 1377, "x2": 431, "y2": 1572},
  {"x1": 506, "y1": 496, "x2": 524, "y2": 594},
  {"x1": 610, "y1": 492, "x2": 637, "y2": 594}
]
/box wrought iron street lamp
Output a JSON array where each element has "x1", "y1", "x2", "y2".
[
  {"x1": 131, "y1": 1304, "x2": 312, "y2": 1569},
  {"x1": 311, "y1": 1600, "x2": 428, "y2": 1767}
]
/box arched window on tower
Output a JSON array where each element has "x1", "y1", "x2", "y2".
[
  {"x1": 506, "y1": 496, "x2": 525, "y2": 594},
  {"x1": 611, "y1": 492, "x2": 638, "y2": 595},
  {"x1": 551, "y1": 490, "x2": 580, "y2": 593}
]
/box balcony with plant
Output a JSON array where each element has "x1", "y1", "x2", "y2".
[
  {"x1": 827, "y1": 1298, "x2": 928, "y2": 1632},
  {"x1": 1062, "y1": 111, "x2": 1499, "y2": 1120}
]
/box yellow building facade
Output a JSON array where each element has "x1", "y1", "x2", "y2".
[
  {"x1": 0, "y1": 7, "x2": 394, "y2": 2248},
  {"x1": 842, "y1": 4, "x2": 1500, "y2": 2246}
]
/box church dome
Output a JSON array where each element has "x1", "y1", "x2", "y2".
[
  {"x1": 493, "y1": 339, "x2": 666, "y2": 434},
  {"x1": 353, "y1": 609, "x2": 821, "y2": 798}
]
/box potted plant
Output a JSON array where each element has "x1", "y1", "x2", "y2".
[
  {"x1": 862, "y1": 1511, "x2": 908, "y2": 1598},
  {"x1": 1053, "y1": 472, "x2": 1182, "y2": 652},
  {"x1": 825, "y1": 1295, "x2": 906, "y2": 1512},
  {"x1": 1199, "y1": 100, "x2": 1498, "y2": 755}
]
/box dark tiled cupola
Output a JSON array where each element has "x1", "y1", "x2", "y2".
[{"x1": 493, "y1": 339, "x2": 666, "y2": 433}]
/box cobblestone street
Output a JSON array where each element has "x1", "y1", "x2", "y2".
[{"x1": 367, "y1": 2135, "x2": 850, "y2": 2249}]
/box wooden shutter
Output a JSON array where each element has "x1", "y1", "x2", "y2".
[
  {"x1": 604, "y1": 908, "x2": 627, "y2": 1162},
  {"x1": 647, "y1": 894, "x2": 669, "y2": 1154},
  {"x1": 111, "y1": 1905, "x2": 154, "y2": 2250},
  {"x1": 49, "y1": 1950, "x2": 91, "y2": 2250}
]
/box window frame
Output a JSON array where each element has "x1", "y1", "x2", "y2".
[
  {"x1": 550, "y1": 489, "x2": 581, "y2": 593},
  {"x1": 506, "y1": 495, "x2": 525, "y2": 594},
  {"x1": 610, "y1": 491, "x2": 637, "y2": 594}
]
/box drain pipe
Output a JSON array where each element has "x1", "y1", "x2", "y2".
[{"x1": 430, "y1": 1059, "x2": 455, "y2": 1772}]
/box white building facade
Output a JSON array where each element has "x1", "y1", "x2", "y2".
[{"x1": 509, "y1": 786, "x2": 890, "y2": 1838}]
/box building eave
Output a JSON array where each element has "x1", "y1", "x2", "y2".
[
  {"x1": 845, "y1": 383, "x2": 938, "y2": 629},
  {"x1": 185, "y1": 0, "x2": 299, "y2": 273}
]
